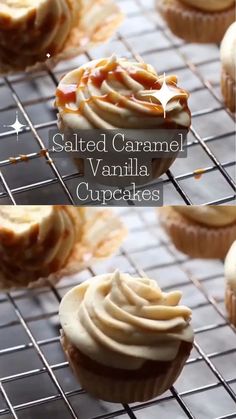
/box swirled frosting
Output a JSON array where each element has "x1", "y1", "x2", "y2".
[
  {"x1": 225, "y1": 241, "x2": 236, "y2": 292},
  {"x1": 0, "y1": 206, "x2": 80, "y2": 284},
  {"x1": 179, "y1": 0, "x2": 235, "y2": 12},
  {"x1": 56, "y1": 56, "x2": 191, "y2": 130},
  {"x1": 221, "y1": 22, "x2": 236, "y2": 81},
  {"x1": 173, "y1": 206, "x2": 236, "y2": 227},
  {"x1": 0, "y1": 0, "x2": 80, "y2": 70},
  {"x1": 59, "y1": 271, "x2": 193, "y2": 369}
]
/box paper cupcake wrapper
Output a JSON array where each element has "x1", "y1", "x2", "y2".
[
  {"x1": 0, "y1": 0, "x2": 124, "y2": 75},
  {"x1": 157, "y1": 0, "x2": 235, "y2": 44},
  {"x1": 0, "y1": 208, "x2": 127, "y2": 290},
  {"x1": 158, "y1": 208, "x2": 236, "y2": 259},
  {"x1": 61, "y1": 333, "x2": 191, "y2": 403},
  {"x1": 221, "y1": 69, "x2": 236, "y2": 112},
  {"x1": 225, "y1": 284, "x2": 236, "y2": 327}
]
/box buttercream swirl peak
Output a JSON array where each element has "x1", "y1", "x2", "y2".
[
  {"x1": 56, "y1": 56, "x2": 191, "y2": 130},
  {"x1": 59, "y1": 271, "x2": 193, "y2": 369}
]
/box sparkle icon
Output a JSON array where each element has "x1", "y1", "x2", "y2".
[
  {"x1": 141, "y1": 73, "x2": 186, "y2": 118},
  {"x1": 4, "y1": 111, "x2": 27, "y2": 141}
]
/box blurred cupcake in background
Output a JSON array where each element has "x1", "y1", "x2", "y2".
[
  {"x1": 221, "y1": 22, "x2": 236, "y2": 112},
  {"x1": 157, "y1": 0, "x2": 235, "y2": 44},
  {"x1": 0, "y1": 206, "x2": 127, "y2": 289},
  {"x1": 225, "y1": 241, "x2": 236, "y2": 326},
  {"x1": 158, "y1": 206, "x2": 236, "y2": 259}
]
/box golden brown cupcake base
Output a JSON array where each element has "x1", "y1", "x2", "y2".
[
  {"x1": 221, "y1": 69, "x2": 236, "y2": 112},
  {"x1": 157, "y1": 0, "x2": 235, "y2": 44},
  {"x1": 159, "y1": 207, "x2": 236, "y2": 259},
  {"x1": 61, "y1": 332, "x2": 192, "y2": 403},
  {"x1": 225, "y1": 284, "x2": 236, "y2": 326}
]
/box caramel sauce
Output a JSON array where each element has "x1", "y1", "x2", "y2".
[
  {"x1": 56, "y1": 84, "x2": 77, "y2": 106},
  {"x1": 131, "y1": 70, "x2": 161, "y2": 90},
  {"x1": 19, "y1": 154, "x2": 29, "y2": 162},
  {"x1": 60, "y1": 14, "x2": 67, "y2": 24},
  {"x1": 194, "y1": 168, "x2": 205, "y2": 180},
  {"x1": 58, "y1": 62, "x2": 187, "y2": 118},
  {"x1": 40, "y1": 12, "x2": 56, "y2": 33},
  {"x1": 26, "y1": 8, "x2": 36, "y2": 30},
  {"x1": 40, "y1": 149, "x2": 48, "y2": 157}
]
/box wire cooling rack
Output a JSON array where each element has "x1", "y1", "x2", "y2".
[
  {"x1": 0, "y1": 207, "x2": 236, "y2": 419},
  {"x1": 0, "y1": 0, "x2": 235, "y2": 205}
]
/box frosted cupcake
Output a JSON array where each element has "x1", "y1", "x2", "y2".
[
  {"x1": 59, "y1": 270, "x2": 194, "y2": 403},
  {"x1": 55, "y1": 56, "x2": 191, "y2": 180},
  {"x1": 0, "y1": 205, "x2": 82, "y2": 288},
  {"x1": 0, "y1": 0, "x2": 123, "y2": 74},
  {"x1": 0, "y1": 0, "x2": 81, "y2": 72},
  {"x1": 157, "y1": 0, "x2": 235, "y2": 44},
  {"x1": 0, "y1": 206, "x2": 127, "y2": 289},
  {"x1": 225, "y1": 241, "x2": 236, "y2": 326},
  {"x1": 221, "y1": 22, "x2": 236, "y2": 112},
  {"x1": 159, "y1": 206, "x2": 236, "y2": 259}
]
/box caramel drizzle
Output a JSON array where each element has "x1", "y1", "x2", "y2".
[{"x1": 57, "y1": 62, "x2": 188, "y2": 117}]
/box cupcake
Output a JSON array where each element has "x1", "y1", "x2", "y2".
[
  {"x1": 0, "y1": 206, "x2": 127, "y2": 289},
  {"x1": 157, "y1": 0, "x2": 235, "y2": 44},
  {"x1": 221, "y1": 22, "x2": 236, "y2": 112},
  {"x1": 55, "y1": 55, "x2": 191, "y2": 181},
  {"x1": 159, "y1": 206, "x2": 236, "y2": 259},
  {"x1": 59, "y1": 270, "x2": 194, "y2": 403},
  {"x1": 0, "y1": 0, "x2": 123, "y2": 74},
  {"x1": 225, "y1": 241, "x2": 236, "y2": 326}
]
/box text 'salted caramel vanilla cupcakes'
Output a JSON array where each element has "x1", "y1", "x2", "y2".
[
  {"x1": 157, "y1": 0, "x2": 235, "y2": 44},
  {"x1": 55, "y1": 56, "x2": 191, "y2": 180},
  {"x1": 0, "y1": 0, "x2": 123, "y2": 74},
  {"x1": 225, "y1": 241, "x2": 236, "y2": 326},
  {"x1": 59, "y1": 271, "x2": 194, "y2": 403},
  {"x1": 158, "y1": 206, "x2": 236, "y2": 259},
  {"x1": 221, "y1": 22, "x2": 236, "y2": 112},
  {"x1": 0, "y1": 206, "x2": 127, "y2": 290}
]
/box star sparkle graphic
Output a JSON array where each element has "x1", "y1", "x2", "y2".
[
  {"x1": 4, "y1": 111, "x2": 27, "y2": 141},
  {"x1": 141, "y1": 73, "x2": 185, "y2": 118}
]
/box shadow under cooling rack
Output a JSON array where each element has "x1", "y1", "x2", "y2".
[{"x1": 0, "y1": 0, "x2": 235, "y2": 205}]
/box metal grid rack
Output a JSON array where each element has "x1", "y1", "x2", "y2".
[
  {"x1": 0, "y1": 207, "x2": 236, "y2": 419},
  {"x1": 0, "y1": 0, "x2": 235, "y2": 205}
]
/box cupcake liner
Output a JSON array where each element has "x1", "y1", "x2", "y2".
[
  {"x1": 157, "y1": 0, "x2": 235, "y2": 44},
  {"x1": 225, "y1": 284, "x2": 236, "y2": 327},
  {"x1": 0, "y1": 208, "x2": 127, "y2": 290},
  {"x1": 61, "y1": 333, "x2": 192, "y2": 403},
  {"x1": 0, "y1": 0, "x2": 124, "y2": 75},
  {"x1": 158, "y1": 207, "x2": 236, "y2": 259},
  {"x1": 221, "y1": 68, "x2": 236, "y2": 112}
]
